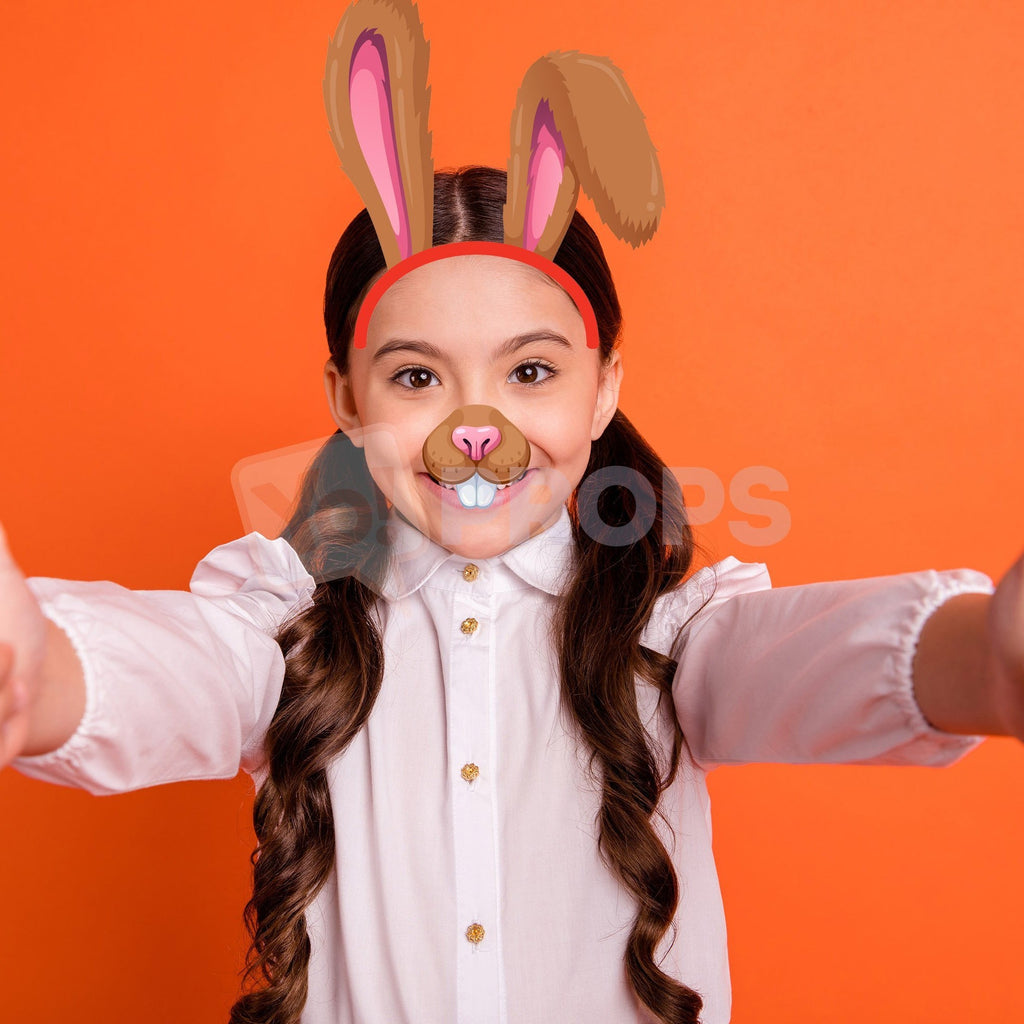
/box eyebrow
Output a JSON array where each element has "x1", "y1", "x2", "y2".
[{"x1": 370, "y1": 330, "x2": 574, "y2": 365}]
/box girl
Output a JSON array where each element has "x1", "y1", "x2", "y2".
[
  {"x1": 5, "y1": 168, "x2": 1024, "y2": 1020},
  {"x1": 3, "y1": 2, "x2": 1023, "y2": 1023}
]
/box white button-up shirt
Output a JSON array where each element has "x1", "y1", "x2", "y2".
[{"x1": 15, "y1": 504, "x2": 993, "y2": 1023}]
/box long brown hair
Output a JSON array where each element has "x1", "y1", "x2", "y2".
[{"x1": 229, "y1": 166, "x2": 705, "y2": 1024}]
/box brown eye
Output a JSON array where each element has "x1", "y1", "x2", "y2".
[
  {"x1": 391, "y1": 367, "x2": 438, "y2": 389},
  {"x1": 509, "y1": 362, "x2": 554, "y2": 385}
]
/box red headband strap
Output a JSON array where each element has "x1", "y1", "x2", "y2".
[{"x1": 352, "y1": 240, "x2": 600, "y2": 349}]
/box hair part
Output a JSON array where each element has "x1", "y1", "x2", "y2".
[{"x1": 230, "y1": 165, "x2": 706, "y2": 1024}]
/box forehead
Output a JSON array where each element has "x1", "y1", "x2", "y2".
[{"x1": 366, "y1": 254, "x2": 586, "y2": 341}]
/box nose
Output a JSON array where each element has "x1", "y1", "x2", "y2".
[{"x1": 452, "y1": 424, "x2": 502, "y2": 462}]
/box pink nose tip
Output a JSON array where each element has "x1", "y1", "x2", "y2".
[{"x1": 452, "y1": 424, "x2": 502, "y2": 462}]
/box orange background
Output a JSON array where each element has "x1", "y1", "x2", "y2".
[{"x1": 2, "y1": 1, "x2": 1023, "y2": 1021}]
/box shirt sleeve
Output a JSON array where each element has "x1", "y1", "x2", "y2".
[
  {"x1": 12, "y1": 532, "x2": 317, "y2": 795},
  {"x1": 670, "y1": 556, "x2": 996, "y2": 770}
]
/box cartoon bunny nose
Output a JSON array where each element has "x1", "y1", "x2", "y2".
[{"x1": 452, "y1": 424, "x2": 502, "y2": 462}]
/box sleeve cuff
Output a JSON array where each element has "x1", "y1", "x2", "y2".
[
  {"x1": 13, "y1": 588, "x2": 104, "y2": 784},
  {"x1": 888, "y1": 566, "x2": 996, "y2": 764}
]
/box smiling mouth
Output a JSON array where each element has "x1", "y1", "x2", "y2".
[{"x1": 434, "y1": 468, "x2": 530, "y2": 509}]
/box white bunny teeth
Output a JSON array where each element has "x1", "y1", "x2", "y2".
[{"x1": 440, "y1": 470, "x2": 528, "y2": 509}]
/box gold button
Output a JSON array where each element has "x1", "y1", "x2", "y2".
[
  {"x1": 460, "y1": 617, "x2": 478, "y2": 635},
  {"x1": 462, "y1": 563, "x2": 479, "y2": 581},
  {"x1": 461, "y1": 763, "x2": 479, "y2": 783},
  {"x1": 465, "y1": 923, "x2": 485, "y2": 944}
]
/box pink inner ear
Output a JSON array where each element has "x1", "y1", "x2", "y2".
[
  {"x1": 349, "y1": 31, "x2": 411, "y2": 260},
  {"x1": 523, "y1": 100, "x2": 566, "y2": 251}
]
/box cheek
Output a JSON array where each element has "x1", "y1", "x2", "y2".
[
  {"x1": 536, "y1": 385, "x2": 600, "y2": 453},
  {"x1": 357, "y1": 403, "x2": 423, "y2": 471},
  {"x1": 358, "y1": 383, "x2": 429, "y2": 454},
  {"x1": 527, "y1": 413, "x2": 596, "y2": 505}
]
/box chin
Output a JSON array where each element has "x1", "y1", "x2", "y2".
[{"x1": 431, "y1": 512, "x2": 523, "y2": 558}]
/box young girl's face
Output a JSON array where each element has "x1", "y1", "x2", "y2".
[{"x1": 324, "y1": 254, "x2": 622, "y2": 558}]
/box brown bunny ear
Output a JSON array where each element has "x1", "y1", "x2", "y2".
[
  {"x1": 503, "y1": 51, "x2": 664, "y2": 260},
  {"x1": 323, "y1": 0, "x2": 434, "y2": 267}
]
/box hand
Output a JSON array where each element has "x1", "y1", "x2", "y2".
[
  {"x1": 0, "y1": 522, "x2": 48, "y2": 767},
  {"x1": 987, "y1": 551, "x2": 1024, "y2": 741}
]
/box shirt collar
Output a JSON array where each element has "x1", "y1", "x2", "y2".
[{"x1": 378, "y1": 503, "x2": 576, "y2": 600}]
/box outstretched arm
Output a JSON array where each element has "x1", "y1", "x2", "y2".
[
  {"x1": 670, "y1": 558, "x2": 996, "y2": 769},
  {"x1": 912, "y1": 552, "x2": 1024, "y2": 738},
  {"x1": 0, "y1": 521, "x2": 317, "y2": 789}
]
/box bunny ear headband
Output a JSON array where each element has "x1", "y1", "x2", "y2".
[{"x1": 322, "y1": 0, "x2": 665, "y2": 348}]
